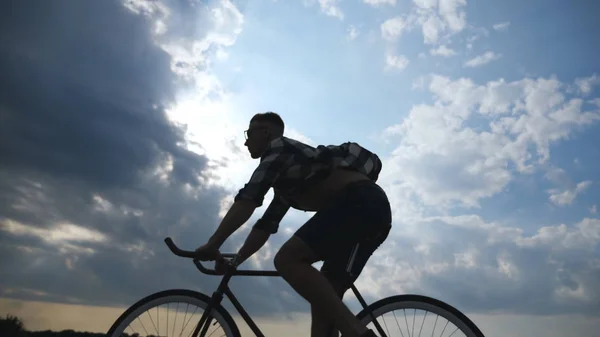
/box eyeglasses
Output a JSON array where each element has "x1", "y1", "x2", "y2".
[{"x1": 244, "y1": 127, "x2": 267, "y2": 140}]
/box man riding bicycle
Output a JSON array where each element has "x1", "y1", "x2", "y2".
[{"x1": 194, "y1": 112, "x2": 392, "y2": 337}]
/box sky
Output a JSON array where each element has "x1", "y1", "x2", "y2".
[{"x1": 0, "y1": 0, "x2": 599, "y2": 336}]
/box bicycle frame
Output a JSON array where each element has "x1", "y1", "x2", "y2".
[{"x1": 164, "y1": 237, "x2": 386, "y2": 337}]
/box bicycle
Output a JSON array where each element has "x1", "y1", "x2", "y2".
[{"x1": 107, "y1": 237, "x2": 486, "y2": 337}]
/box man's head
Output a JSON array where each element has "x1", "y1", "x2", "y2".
[{"x1": 244, "y1": 111, "x2": 285, "y2": 159}]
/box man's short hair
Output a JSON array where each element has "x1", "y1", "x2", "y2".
[{"x1": 250, "y1": 111, "x2": 284, "y2": 135}]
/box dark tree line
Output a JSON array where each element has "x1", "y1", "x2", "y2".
[{"x1": 0, "y1": 315, "x2": 154, "y2": 337}]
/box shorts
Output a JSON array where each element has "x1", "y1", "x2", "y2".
[{"x1": 294, "y1": 179, "x2": 392, "y2": 289}]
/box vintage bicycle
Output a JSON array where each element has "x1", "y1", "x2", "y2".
[{"x1": 106, "y1": 237, "x2": 486, "y2": 337}]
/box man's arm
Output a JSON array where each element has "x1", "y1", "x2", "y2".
[
  {"x1": 207, "y1": 199, "x2": 257, "y2": 249},
  {"x1": 200, "y1": 142, "x2": 288, "y2": 255},
  {"x1": 233, "y1": 194, "x2": 290, "y2": 266},
  {"x1": 234, "y1": 227, "x2": 271, "y2": 266}
]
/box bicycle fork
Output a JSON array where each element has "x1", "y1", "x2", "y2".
[{"x1": 191, "y1": 272, "x2": 233, "y2": 337}]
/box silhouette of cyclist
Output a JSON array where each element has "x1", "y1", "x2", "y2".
[{"x1": 194, "y1": 112, "x2": 391, "y2": 337}]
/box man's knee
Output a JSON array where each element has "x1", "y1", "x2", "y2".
[
  {"x1": 273, "y1": 236, "x2": 316, "y2": 272},
  {"x1": 273, "y1": 247, "x2": 288, "y2": 272}
]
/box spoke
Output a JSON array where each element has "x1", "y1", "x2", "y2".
[
  {"x1": 136, "y1": 316, "x2": 150, "y2": 336},
  {"x1": 392, "y1": 311, "x2": 406, "y2": 337},
  {"x1": 167, "y1": 303, "x2": 170, "y2": 337},
  {"x1": 382, "y1": 312, "x2": 391, "y2": 337},
  {"x1": 447, "y1": 326, "x2": 460, "y2": 337},
  {"x1": 404, "y1": 309, "x2": 411, "y2": 337},
  {"x1": 412, "y1": 309, "x2": 416, "y2": 337},
  {"x1": 146, "y1": 308, "x2": 159, "y2": 336},
  {"x1": 172, "y1": 302, "x2": 179, "y2": 337},
  {"x1": 206, "y1": 322, "x2": 224, "y2": 337},
  {"x1": 188, "y1": 309, "x2": 213, "y2": 337},
  {"x1": 180, "y1": 306, "x2": 200, "y2": 337},
  {"x1": 187, "y1": 321, "x2": 195, "y2": 337},
  {"x1": 178, "y1": 303, "x2": 190, "y2": 337},
  {"x1": 439, "y1": 320, "x2": 450, "y2": 337},
  {"x1": 126, "y1": 325, "x2": 139, "y2": 337},
  {"x1": 110, "y1": 295, "x2": 235, "y2": 337},
  {"x1": 431, "y1": 315, "x2": 438, "y2": 337},
  {"x1": 418, "y1": 311, "x2": 427, "y2": 337}
]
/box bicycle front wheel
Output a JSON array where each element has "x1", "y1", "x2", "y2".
[
  {"x1": 356, "y1": 294, "x2": 485, "y2": 337},
  {"x1": 107, "y1": 289, "x2": 241, "y2": 337}
]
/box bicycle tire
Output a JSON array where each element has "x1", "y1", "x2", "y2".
[
  {"x1": 356, "y1": 294, "x2": 485, "y2": 337},
  {"x1": 106, "y1": 289, "x2": 241, "y2": 337}
]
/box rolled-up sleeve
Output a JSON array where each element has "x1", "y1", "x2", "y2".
[
  {"x1": 253, "y1": 193, "x2": 290, "y2": 234},
  {"x1": 234, "y1": 145, "x2": 289, "y2": 207}
]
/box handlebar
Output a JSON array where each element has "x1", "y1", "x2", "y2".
[
  {"x1": 164, "y1": 237, "x2": 280, "y2": 277},
  {"x1": 165, "y1": 237, "x2": 237, "y2": 259}
]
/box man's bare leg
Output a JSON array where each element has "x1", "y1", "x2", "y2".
[
  {"x1": 311, "y1": 303, "x2": 340, "y2": 337},
  {"x1": 311, "y1": 276, "x2": 347, "y2": 337},
  {"x1": 274, "y1": 236, "x2": 368, "y2": 337}
]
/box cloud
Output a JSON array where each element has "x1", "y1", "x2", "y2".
[
  {"x1": 411, "y1": 76, "x2": 428, "y2": 90},
  {"x1": 438, "y1": 0, "x2": 468, "y2": 32},
  {"x1": 381, "y1": 16, "x2": 413, "y2": 41},
  {"x1": 320, "y1": 0, "x2": 344, "y2": 19},
  {"x1": 363, "y1": 0, "x2": 397, "y2": 6},
  {"x1": 151, "y1": 0, "x2": 244, "y2": 85},
  {"x1": 420, "y1": 15, "x2": 445, "y2": 44},
  {"x1": 416, "y1": 0, "x2": 467, "y2": 44},
  {"x1": 575, "y1": 74, "x2": 600, "y2": 95},
  {"x1": 304, "y1": 0, "x2": 344, "y2": 20},
  {"x1": 379, "y1": 0, "x2": 468, "y2": 45},
  {"x1": 548, "y1": 181, "x2": 593, "y2": 206},
  {"x1": 380, "y1": 74, "x2": 600, "y2": 209},
  {"x1": 430, "y1": 44, "x2": 457, "y2": 57},
  {"x1": 2, "y1": 220, "x2": 108, "y2": 245},
  {"x1": 0, "y1": 5, "x2": 187, "y2": 188},
  {"x1": 346, "y1": 25, "x2": 359, "y2": 41},
  {"x1": 0, "y1": 0, "x2": 215, "y2": 298},
  {"x1": 407, "y1": 215, "x2": 600, "y2": 315},
  {"x1": 464, "y1": 51, "x2": 502, "y2": 67},
  {"x1": 493, "y1": 21, "x2": 511, "y2": 31},
  {"x1": 353, "y1": 210, "x2": 600, "y2": 316},
  {"x1": 385, "y1": 52, "x2": 409, "y2": 70},
  {"x1": 0, "y1": 0, "x2": 307, "y2": 317},
  {"x1": 544, "y1": 167, "x2": 594, "y2": 206},
  {"x1": 465, "y1": 26, "x2": 490, "y2": 50}
]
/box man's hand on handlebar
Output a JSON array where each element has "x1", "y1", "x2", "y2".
[
  {"x1": 214, "y1": 258, "x2": 229, "y2": 275},
  {"x1": 194, "y1": 242, "x2": 223, "y2": 261}
]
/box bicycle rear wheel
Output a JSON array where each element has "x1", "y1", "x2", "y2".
[
  {"x1": 106, "y1": 289, "x2": 241, "y2": 337},
  {"x1": 356, "y1": 294, "x2": 485, "y2": 337}
]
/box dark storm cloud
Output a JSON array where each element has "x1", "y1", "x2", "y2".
[
  {"x1": 0, "y1": 0, "x2": 311, "y2": 320},
  {"x1": 0, "y1": 0, "x2": 192, "y2": 189},
  {"x1": 0, "y1": 0, "x2": 214, "y2": 297}
]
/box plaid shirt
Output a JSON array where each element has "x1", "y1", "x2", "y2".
[{"x1": 234, "y1": 136, "x2": 382, "y2": 234}]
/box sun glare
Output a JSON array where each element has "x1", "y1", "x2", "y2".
[{"x1": 165, "y1": 95, "x2": 257, "y2": 191}]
